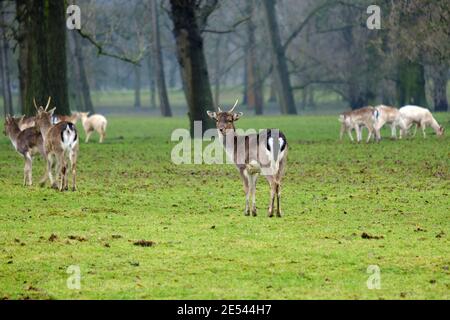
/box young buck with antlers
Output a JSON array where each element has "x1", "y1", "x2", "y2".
[
  {"x1": 207, "y1": 100, "x2": 288, "y2": 217},
  {"x1": 3, "y1": 115, "x2": 46, "y2": 186},
  {"x1": 34, "y1": 97, "x2": 79, "y2": 191}
]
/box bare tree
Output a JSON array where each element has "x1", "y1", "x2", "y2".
[
  {"x1": 262, "y1": 0, "x2": 297, "y2": 114},
  {"x1": 0, "y1": 1, "x2": 13, "y2": 116},
  {"x1": 245, "y1": 0, "x2": 263, "y2": 115},
  {"x1": 151, "y1": 0, "x2": 172, "y2": 117},
  {"x1": 169, "y1": 0, "x2": 217, "y2": 134},
  {"x1": 71, "y1": 31, "x2": 95, "y2": 113}
]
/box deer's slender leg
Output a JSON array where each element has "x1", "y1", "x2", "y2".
[
  {"x1": 85, "y1": 130, "x2": 93, "y2": 143},
  {"x1": 23, "y1": 153, "x2": 32, "y2": 186},
  {"x1": 366, "y1": 127, "x2": 373, "y2": 143},
  {"x1": 46, "y1": 154, "x2": 57, "y2": 189},
  {"x1": 70, "y1": 150, "x2": 77, "y2": 191},
  {"x1": 38, "y1": 148, "x2": 49, "y2": 186},
  {"x1": 58, "y1": 154, "x2": 66, "y2": 192},
  {"x1": 100, "y1": 129, "x2": 105, "y2": 143},
  {"x1": 250, "y1": 174, "x2": 258, "y2": 217},
  {"x1": 421, "y1": 121, "x2": 427, "y2": 138},
  {"x1": 240, "y1": 169, "x2": 250, "y2": 216},
  {"x1": 276, "y1": 183, "x2": 282, "y2": 217},
  {"x1": 390, "y1": 124, "x2": 397, "y2": 139},
  {"x1": 347, "y1": 128, "x2": 354, "y2": 142},
  {"x1": 267, "y1": 177, "x2": 276, "y2": 218}
]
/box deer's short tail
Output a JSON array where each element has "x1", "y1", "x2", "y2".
[{"x1": 266, "y1": 129, "x2": 287, "y2": 177}]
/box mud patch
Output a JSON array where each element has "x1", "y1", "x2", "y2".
[
  {"x1": 361, "y1": 232, "x2": 384, "y2": 240},
  {"x1": 133, "y1": 240, "x2": 155, "y2": 247}
]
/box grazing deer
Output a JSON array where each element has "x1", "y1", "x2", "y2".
[
  {"x1": 373, "y1": 105, "x2": 400, "y2": 141},
  {"x1": 34, "y1": 97, "x2": 79, "y2": 191},
  {"x1": 397, "y1": 105, "x2": 445, "y2": 138},
  {"x1": 339, "y1": 106, "x2": 376, "y2": 143},
  {"x1": 3, "y1": 115, "x2": 46, "y2": 186},
  {"x1": 79, "y1": 112, "x2": 108, "y2": 143},
  {"x1": 207, "y1": 100, "x2": 288, "y2": 217}
]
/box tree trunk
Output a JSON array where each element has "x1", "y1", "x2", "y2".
[
  {"x1": 431, "y1": 64, "x2": 448, "y2": 112},
  {"x1": 134, "y1": 65, "x2": 141, "y2": 108},
  {"x1": 146, "y1": 54, "x2": 156, "y2": 109},
  {"x1": 169, "y1": 0, "x2": 215, "y2": 135},
  {"x1": 151, "y1": 0, "x2": 172, "y2": 117},
  {"x1": 72, "y1": 32, "x2": 94, "y2": 113},
  {"x1": 262, "y1": 0, "x2": 297, "y2": 115},
  {"x1": 213, "y1": 37, "x2": 221, "y2": 109},
  {"x1": 24, "y1": 0, "x2": 69, "y2": 116},
  {"x1": 16, "y1": 0, "x2": 28, "y2": 114},
  {"x1": 397, "y1": 60, "x2": 427, "y2": 107},
  {"x1": 268, "y1": 75, "x2": 277, "y2": 102},
  {"x1": 0, "y1": 3, "x2": 13, "y2": 116},
  {"x1": 245, "y1": 1, "x2": 263, "y2": 115},
  {"x1": 168, "y1": 55, "x2": 178, "y2": 89}
]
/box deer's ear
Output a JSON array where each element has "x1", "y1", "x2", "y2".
[
  {"x1": 207, "y1": 110, "x2": 217, "y2": 120},
  {"x1": 48, "y1": 107, "x2": 56, "y2": 116},
  {"x1": 233, "y1": 112, "x2": 243, "y2": 121}
]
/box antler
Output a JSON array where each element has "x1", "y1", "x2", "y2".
[
  {"x1": 44, "y1": 96, "x2": 52, "y2": 111},
  {"x1": 33, "y1": 98, "x2": 39, "y2": 111},
  {"x1": 217, "y1": 105, "x2": 222, "y2": 112},
  {"x1": 229, "y1": 99, "x2": 239, "y2": 113}
]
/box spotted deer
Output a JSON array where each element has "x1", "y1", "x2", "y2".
[
  {"x1": 339, "y1": 106, "x2": 377, "y2": 143},
  {"x1": 372, "y1": 105, "x2": 400, "y2": 141},
  {"x1": 3, "y1": 115, "x2": 46, "y2": 186},
  {"x1": 14, "y1": 115, "x2": 36, "y2": 131},
  {"x1": 207, "y1": 100, "x2": 288, "y2": 217},
  {"x1": 33, "y1": 97, "x2": 79, "y2": 191}
]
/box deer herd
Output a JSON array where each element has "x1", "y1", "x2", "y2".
[
  {"x1": 2, "y1": 98, "x2": 445, "y2": 218},
  {"x1": 339, "y1": 104, "x2": 445, "y2": 143},
  {"x1": 3, "y1": 97, "x2": 107, "y2": 191}
]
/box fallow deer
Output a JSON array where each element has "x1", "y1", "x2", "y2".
[
  {"x1": 79, "y1": 112, "x2": 108, "y2": 143},
  {"x1": 397, "y1": 105, "x2": 445, "y2": 138},
  {"x1": 339, "y1": 106, "x2": 377, "y2": 143},
  {"x1": 373, "y1": 105, "x2": 400, "y2": 141},
  {"x1": 14, "y1": 115, "x2": 36, "y2": 131},
  {"x1": 3, "y1": 115, "x2": 46, "y2": 186},
  {"x1": 33, "y1": 97, "x2": 79, "y2": 191},
  {"x1": 207, "y1": 100, "x2": 288, "y2": 217},
  {"x1": 51, "y1": 113, "x2": 80, "y2": 125}
]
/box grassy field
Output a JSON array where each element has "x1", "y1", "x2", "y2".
[{"x1": 0, "y1": 114, "x2": 449, "y2": 300}]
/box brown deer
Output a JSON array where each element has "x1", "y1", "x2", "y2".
[
  {"x1": 3, "y1": 115, "x2": 46, "y2": 186},
  {"x1": 51, "y1": 113, "x2": 80, "y2": 125},
  {"x1": 33, "y1": 97, "x2": 79, "y2": 191},
  {"x1": 207, "y1": 100, "x2": 288, "y2": 217},
  {"x1": 14, "y1": 115, "x2": 36, "y2": 131},
  {"x1": 339, "y1": 106, "x2": 377, "y2": 143}
]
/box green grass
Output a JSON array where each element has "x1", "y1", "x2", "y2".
[{"x1": 0, "y1": 114, "x2": 449, "y2": 300}]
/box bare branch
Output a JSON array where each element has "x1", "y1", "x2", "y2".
[{"x1": 75, "y1": 29, "x2": 143, "y2": 65}]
